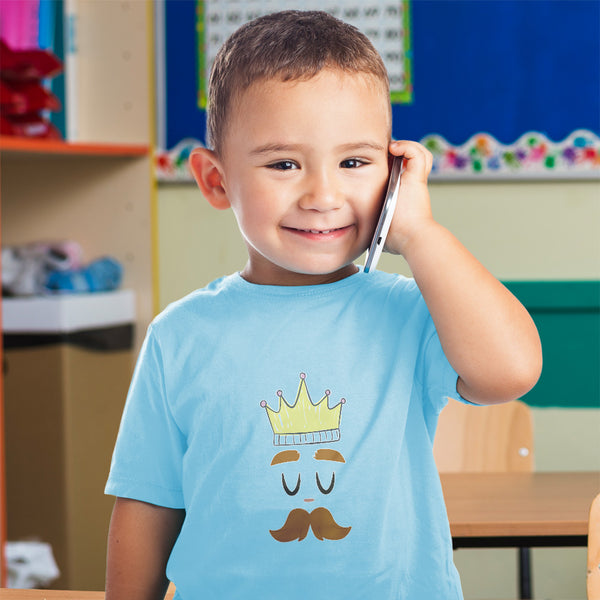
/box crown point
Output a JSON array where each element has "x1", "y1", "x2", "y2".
[
  {"x1": 260, "y1": 400, "x2": 267, "y2": 408},
  {"x1": 300, "y1": 372, "x2": 306, "y2": 380},
  {"x1": 277, "y1": 390, "x2": 283, "y2": 397},
  {"x1": 341, "y1": 398, "x2": 346, "y2": 404},
  {"x1": 325, "y1": 389, "x2": 331, "y2": 396}
]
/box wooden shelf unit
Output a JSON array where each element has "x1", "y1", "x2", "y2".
[
  {"x1": 0, "y1": 0, "x2": 155, "y2": 589},
  {"x1": 1, "y1": 0, "x2": 156, "y2": 344}
]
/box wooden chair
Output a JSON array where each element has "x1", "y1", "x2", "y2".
[
  {"x1": 589, "y1": 493, "x2": 600, "y2": 600},
  {"x1": 434, "y1": 398, "x2": 534, "y2": 599},
  {"x1": 434, "y1": 398, "x2": 533, "y2": 473}
]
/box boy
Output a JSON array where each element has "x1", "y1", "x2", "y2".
[{"x1": 105, "y1": 11, "x2": 541, "y2": 600}]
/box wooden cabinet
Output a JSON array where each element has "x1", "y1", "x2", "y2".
[{"x1": 0, "y1": 0, "x2": 155, "y2": 588}]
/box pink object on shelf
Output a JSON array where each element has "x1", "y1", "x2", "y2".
[{"x1": 0, "y1": 0, "x2": 40, "y2": 50}]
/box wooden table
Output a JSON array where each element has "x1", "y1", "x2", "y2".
[
  {"x1": 443, "y1": 471, "x2": 599, "y2": 600},
  {"x1": 441, "y1": 471, "x2": 599, "y2": 548}
]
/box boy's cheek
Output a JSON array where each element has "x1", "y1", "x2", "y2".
[{"x1": 361, "y1": 206, "x2": 383, "y2": 251}]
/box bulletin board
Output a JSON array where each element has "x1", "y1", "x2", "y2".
[{"x1": 156, "y1": 0, "x2": 600, "y2": 180}]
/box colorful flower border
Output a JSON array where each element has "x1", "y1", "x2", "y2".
[
  {"x1": 155, "y1": 138, "x2": 200, "y2": 182},
  {"x1": 424, "y1": 129, "x2": 600, "y2": 180},
  {"x1": 155, "y1": 129, "x2": 600, "y2": 182}
]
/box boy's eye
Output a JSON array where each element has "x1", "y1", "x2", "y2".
[
  {"x1": 268, "y1": 160, "x2": 297, "y2": 171},
  {"x1": 340, "y1": 158, "x2": 366, "y2": 169}
]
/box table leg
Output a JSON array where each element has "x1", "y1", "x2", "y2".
[{"x1": 519, "y1": 547, "x2": 532, "y2": 600}]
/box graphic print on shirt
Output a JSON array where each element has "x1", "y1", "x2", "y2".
[{"x1": 261, "y1": 372, "x2": 351, "y2": 542}]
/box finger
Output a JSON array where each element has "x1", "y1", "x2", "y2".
[
  {"x1": 389, "y1": 140, "x2": 432, "y2": 179},
  {"x1": 424, "y1": 147, "x2": 433, "y2": 175}
]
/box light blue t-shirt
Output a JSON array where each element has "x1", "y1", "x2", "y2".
[{"x1": 106, "y1": 269, "x2": 465, "y2": 599}]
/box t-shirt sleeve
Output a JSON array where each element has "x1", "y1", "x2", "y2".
[
  {"x1": 105, "y1": 324, "x2": 186, "y2": 508},
  {"x1": 417, "y1": 316, "x2": 475, "y2": 415}
]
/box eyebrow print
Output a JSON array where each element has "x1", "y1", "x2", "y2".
[
  {"x1": 271, "y1": 450, "x2": 300, "y2": 466},
  {"x1": 314, "y1": 449, "x2": 346, "y2": 463}
]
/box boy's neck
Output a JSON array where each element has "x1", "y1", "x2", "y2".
[{"x1": 239, "y1": 262, "x2": 360, "y2": 286}]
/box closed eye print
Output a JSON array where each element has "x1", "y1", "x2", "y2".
[
  {"x1": 316, "y1": 472, "x2": 335, "y2": 495},
  {"x1": 281, "y1": 473, "x2": 301, "y2": 496}
]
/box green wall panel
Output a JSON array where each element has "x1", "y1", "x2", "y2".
[{"x1": 505, "y1": 281, "x2": 600, "y2": 408}]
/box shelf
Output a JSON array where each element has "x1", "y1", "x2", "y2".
[
  {"x1": 0, "y1": 0, "x2": 154, "y2": 588},
  {"x1": 0, "y1": 136, "x2": 150, "y2": 158}
]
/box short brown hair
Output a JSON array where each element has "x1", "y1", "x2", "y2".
[{"x1": 207, "y1": 10, "x2": 390, "y2": 156}]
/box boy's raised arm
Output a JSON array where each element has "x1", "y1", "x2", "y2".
[
  {"x1": 386, "y1": 141, "x2": 543, "y2": 405},
  {"x1": 106, "y1": 497, "x2": 185, "y2": 600}
]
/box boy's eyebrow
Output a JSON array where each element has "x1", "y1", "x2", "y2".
[
  {"x1": 250, "y1": 143, "x2": 304, "y2": 156},
  {"x1": 271, "y1": 450, "x2": 300, "y2": 465},
  {"x1": 335, "y1": 141, "x2": 387, "y2": 153},
  {"x1": 249, "y1": 141, "x2": 386, "y2": 156}
]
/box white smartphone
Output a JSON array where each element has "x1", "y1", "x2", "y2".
[{"x1": 364, "y1": 156, "x2": 404, "y2": 273}]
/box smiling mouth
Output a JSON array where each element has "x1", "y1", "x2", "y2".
[{"x1": 285, "y1": 226, "x2": 350, "y2": 235}]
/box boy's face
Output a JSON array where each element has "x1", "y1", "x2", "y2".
[{"x1": 218, "y1": 69, "x2": 391, "y2": 286}]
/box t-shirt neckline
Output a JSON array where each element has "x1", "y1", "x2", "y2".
[{"x1": 227, "y1": 267, "x2": 369, "y2": 298}]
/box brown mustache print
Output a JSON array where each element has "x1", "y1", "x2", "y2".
[{"x1": 270, "y1": 507, "x2": 351, "y2": 542}]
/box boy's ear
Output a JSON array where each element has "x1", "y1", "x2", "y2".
[{"x1": 189, "y1": 148, "x2": 230, "y2": 210}]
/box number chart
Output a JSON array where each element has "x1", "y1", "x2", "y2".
[{"x1": 197, "y1": 1, "x2": 412, "y2": 108}]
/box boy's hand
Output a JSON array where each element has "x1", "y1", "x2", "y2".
[
  {"x1": 382, "y1": 142, "x2": 542, "y2": 406},
  {"x1": 383, "y1": 140, "x2": 435, "y2": 257}
]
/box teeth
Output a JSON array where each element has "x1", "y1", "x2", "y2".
[{"x1": 291, "y1": 227, "x2": 342, "y2": 234}]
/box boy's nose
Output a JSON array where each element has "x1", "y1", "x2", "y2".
[{"x1": 298, "y1": 170, "x2": 343, "y2": 212}]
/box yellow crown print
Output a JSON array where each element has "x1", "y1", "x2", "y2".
[{"x1": 261, "y1": 373, "x2": 346, "y2": 446}]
